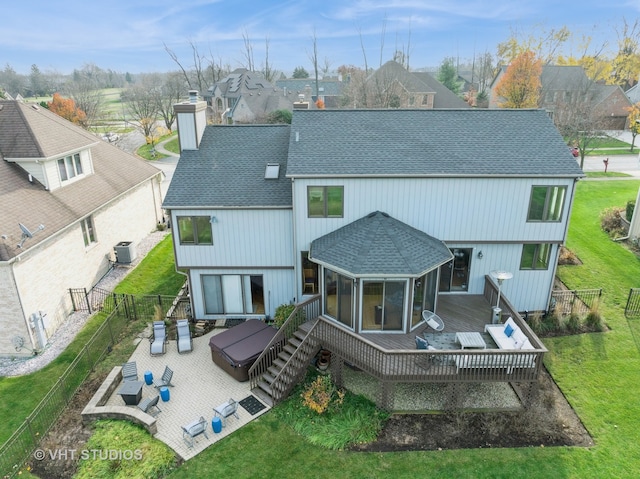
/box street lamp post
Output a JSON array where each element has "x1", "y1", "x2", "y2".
[{"x1": 490, "y1": 270, "x2": 513, "y2": 324}]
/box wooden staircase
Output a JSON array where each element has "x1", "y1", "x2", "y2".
[{"x1": 251, "y1": 325, "x2": 321, "y2": 406}]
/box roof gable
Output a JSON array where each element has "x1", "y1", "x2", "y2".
[{"x1": 310, "y1": 211, "x2": 453, "y2": 276}]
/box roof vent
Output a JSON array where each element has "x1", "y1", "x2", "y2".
[
  {"x1": 31, "y1": 104, "x2": 39, "y2": 111},
  {"x1": 188, "y1": 90, "x2": 198, "y2": 103}
]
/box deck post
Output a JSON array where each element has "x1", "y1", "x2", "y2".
[
  {"x1": 331, "y1": 356, "x2": 344, "y2": 389},
  {"x1": 378, "y1": 381, "x2": 394, "y2": 411}
]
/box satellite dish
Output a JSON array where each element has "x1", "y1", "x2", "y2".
[
  {"x1": 19, "y1": 223, "x2": 33, "y2": 238},
  {"x1": 17, "y1": 223, "x2": 44, "y2": 248}
]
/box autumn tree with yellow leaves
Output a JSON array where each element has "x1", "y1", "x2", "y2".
[{"x1": 494, "y1": 51, "x2": 542, "y2": 108}]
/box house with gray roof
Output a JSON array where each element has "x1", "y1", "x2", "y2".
[
  {"x1": 0, "y1": 99, "x2": 163, "y2": 356},
  {"x1": 365, "y1": 61, "x2": 470, "y2": 109},
  {"x1": 204, "y1": 68, "x2": 295, "y2": 124},
  {"x1": 164, "y1": 103, "x2": 582, "y2": 409},
  {"x1": 490, "y1": 65, "x2": 632, "y2": 129},
  {"x1": 275, "y1": 78, "x2": 345, "y2": 108}
]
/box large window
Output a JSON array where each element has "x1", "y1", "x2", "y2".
[
  {"x1": 307, "y1": 186, "x2": 343, "y2": 218},
  {"x1": 362, "y1": 280, "x2": 405, "y2": 332},
  {"x1": 324, "y1": 268, "x2": 353, "y2": 328},
  {"x1": 520, "y1": 244, "x2": 552, "y2": 270},
  {"x1": 57, "y1": 153, "x2": 83, "y2": 182},
  {"x1": 80, "y1": 216, "x2": 96, "y2": 247},
  {"x1": 202, "y1": 274, "x2": 265, "y2": 314},
  {"x1": 528, "y1": 186, "x2": 566, "y2": 222},
  {"x1": 177, "y1": 216, "x2": 213, "y2": 245}
]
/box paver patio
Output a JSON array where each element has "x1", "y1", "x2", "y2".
[{"x1": 104, "y1": 327, "x2": 270, "y2": 460}]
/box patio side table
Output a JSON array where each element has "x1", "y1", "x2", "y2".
[{"x1": 118, "y1": 380, "x2": 143, "y2": 405}]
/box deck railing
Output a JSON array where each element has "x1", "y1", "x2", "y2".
[
  {"x1": 312, "y1": 317, "x2": 544, "y2": 384},
  {"x1": 248, "y1": 295, "x2": 321, "y2": 391}
]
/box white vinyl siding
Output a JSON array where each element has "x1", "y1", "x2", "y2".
[{"x1": 171, "y1": 209, "x2": 293, "y2": 268}]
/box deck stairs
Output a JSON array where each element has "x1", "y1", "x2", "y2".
[{"x1": 251, "y1": 323, "x2": 321, "y2": 407}]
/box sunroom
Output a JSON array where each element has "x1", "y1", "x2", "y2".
[{"x1": 308, "y1": 211, "x2": 454, "y2": 334}]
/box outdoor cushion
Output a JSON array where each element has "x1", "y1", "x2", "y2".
[
  {"x1": 415, "y1": 336, "x2": 429, "y2": 350},
  {"x1": 504, "y1": 323, "x2": 514, "y2": 337}
]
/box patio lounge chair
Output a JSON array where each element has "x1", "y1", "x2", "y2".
[
  {"x1": 153, "y1": 366, "x2": 174, "y2": 388},
  {"x1": 122, "y1": 361, "x2": 138, "y2": 381},
  {"x1": 176, "y1": 319, "x2": 193, "y2": 354},
  {"x1": 150, "y1": 321, "x2": 167, "y2": 355},
  {"x1": 213, "y1": 398, "x2": 239, "y2": 427},
  {"x1": 137, "y1": 395, "x2": 161, "y2": 416},
  {"x1": 182, "y1": 416, "x2": 208, "y2": 447}
]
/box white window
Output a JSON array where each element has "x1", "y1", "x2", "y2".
[
  {"x1": 57, "y1": 153, "x2": 83, "y2": 182},
  {"x1": 81, "y1": 216, "x2": 96, "y2": 247}
]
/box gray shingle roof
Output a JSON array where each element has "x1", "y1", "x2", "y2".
[
  {"x1": 163, "y1": 125, "x2": 292, "y2": 208},
  {"x1": 286, "y1": 109, "x2": 585, "y2": 177},
  {"x1": 310, "y1": 211, "x2": 453, "y2": 276},
  {"x1": 0, "y1": 100, "x2": 162, "y2": 261}
]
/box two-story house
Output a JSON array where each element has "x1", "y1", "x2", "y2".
[
  {"x1": 204, "y1": 69, "x2": 295, "y2": 124},
  {"x1": 0, "y1": 100, "x2": 163, "y2": 356},
  {"x1": 164, "y1": 100, "x2": 583, "y2": 408}
]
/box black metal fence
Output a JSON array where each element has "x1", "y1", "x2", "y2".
[
  {"x1": 625, "y1": 288, "x2": 640, "y2": 318},
  {"x1": 0, "y1": 288, "x2": 190, "y2": 478},
  {"x1": 550, "y1": 288, "x2": 602, "y2": 316}
]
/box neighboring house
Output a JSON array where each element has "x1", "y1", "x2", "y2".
[
  {"x1": 204, "y1": 69, "x2": 295, "y2": 124},
  {"x1": 275, "y1": 78, "x2": 344, "y2": 108},
  {"x1": 625, "y1": 81, "x2": 640, "y2": 106},
  {"x1": 164, "y1": 102, "x2": 583, "y2": 407},
  {"x1": 366, "y1": 61, "x2": 470, "y2": 109},
  {"x1": 0, "y1": 100, "x2": 163, "y2": 356},
  {"x1": 489, "y1": 65, "x2": 632, "y2": 129}
]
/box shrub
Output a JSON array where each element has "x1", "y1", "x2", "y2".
[
  {"x1": 600, "y1": 207, "x2": 626, "y2": 238},
  {"x1": 584, "y1": 303, "x2": 605, "y2": 332},
  {"x1": 627, "y1": 200, "x2": 635, "y2": 222},
  {"x1": 301, "y1": 374, "x2": 345, "y2": 414},
  {"x1": 566, "y1": 313, "x2": 581, "y2": 333},
  {"x1": 274, "y1": 303, "x2": 295, "y2": 329}
]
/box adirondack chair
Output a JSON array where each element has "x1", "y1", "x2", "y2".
[
  {"x1": 122, "y1": 361, "x2": 138, "y2": 381},
  {"x1": 153, "y1": 366, "x2": 174, "y2": 388},
  {"x1": 137, "y1": 395, "x2": 161, "y2": 416}
]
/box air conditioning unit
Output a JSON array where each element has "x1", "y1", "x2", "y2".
[{"x1": 114, "y1": 241, "x2": 136, "y2": 264}]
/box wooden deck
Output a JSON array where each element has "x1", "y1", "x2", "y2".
[{"x1": 360, "y1": 294, "x2": 494, "y2": 350}]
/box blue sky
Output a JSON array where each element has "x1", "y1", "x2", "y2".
[{"x1": 2, "y1": 1, "x2": 638, "y2": 76}]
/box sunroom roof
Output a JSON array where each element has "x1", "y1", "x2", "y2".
[{"x1": 309, "y1": 211, "x2": 454, "y2": 277}]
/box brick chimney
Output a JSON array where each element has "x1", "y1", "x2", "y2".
[{"x1": 174, "y1": 91, "x2": 207, "y2": 151}]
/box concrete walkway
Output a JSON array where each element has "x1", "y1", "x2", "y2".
[{"x1": 105, "y1": 328, "x2": 270, "y2": 461}]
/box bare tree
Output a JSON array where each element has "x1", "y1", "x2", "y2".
[
  {"x1": 308, "y1": 28, "x2": 320, "y2": 104},
  {"x1": 242, "y1": 30, "x2": 255, "y2": 71},
  {"x1": 156, "y1": 71, "x2": 187, "y2": 132},
  {"x1": 65, "y1": 79, "x2": 104, "y2": 130},
  {"x1": 164, "y1": 40, "x2": 216, "y2": 94},
  {"x1": 262, "y1": 36, "x2": 275, "y2": 82},
  {"x1": 554, "y1": 78, "x2": 608, "y2": 169},
  {"x1": 121, "y1": 75, "x2": 161, "y2": 144}
]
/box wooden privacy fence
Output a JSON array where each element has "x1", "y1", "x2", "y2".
[{"x1": 550, "y1": 288, "x2": 602, "y2": 316}]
